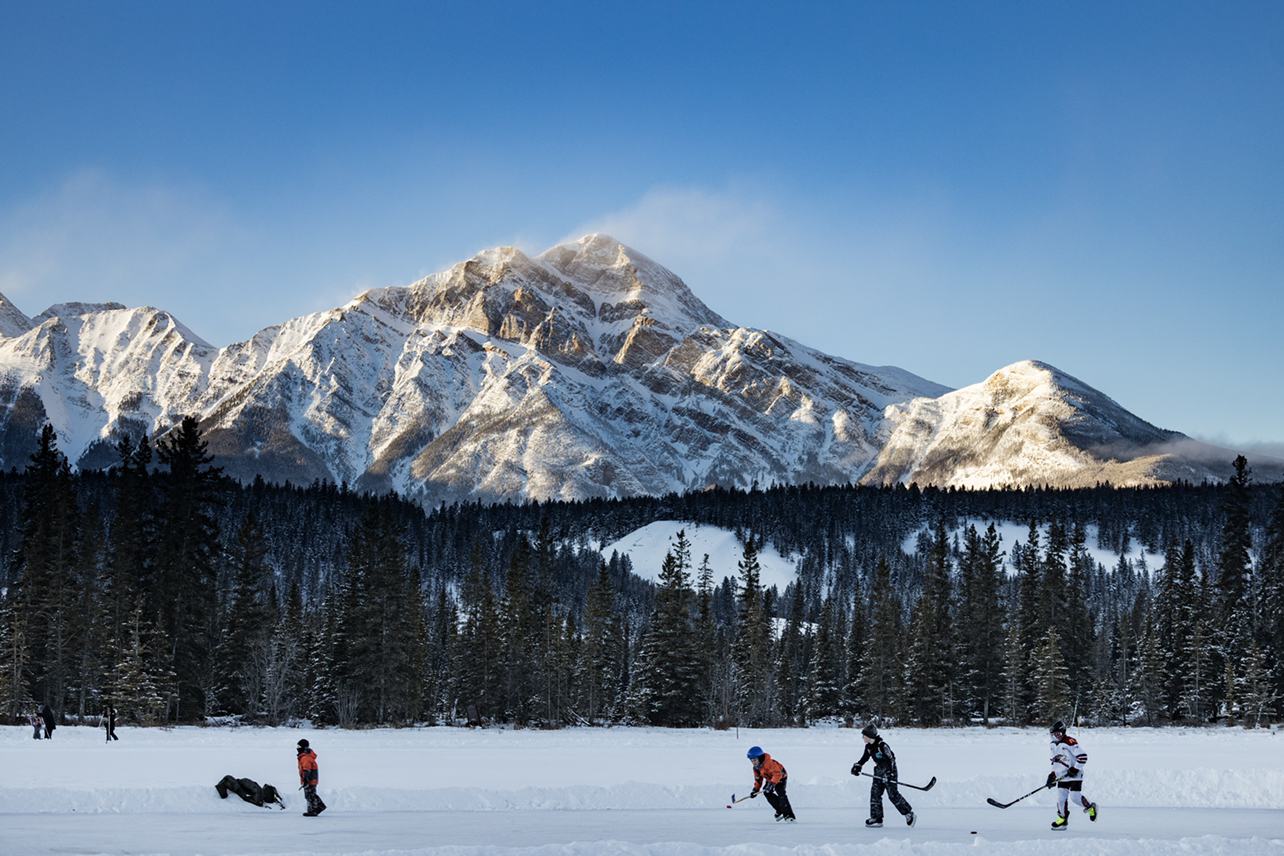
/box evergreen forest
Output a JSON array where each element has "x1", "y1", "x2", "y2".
[{"x1": 2, "y1": 419, "x2": 1283, "y2": 731}]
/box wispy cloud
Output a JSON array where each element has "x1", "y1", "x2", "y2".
[
  {"x1": 0, "y1": 169, "x2": 240, "y2": 312},
  {"x1": 566, "y1": 184, "x2": 777, "y2": 274}
]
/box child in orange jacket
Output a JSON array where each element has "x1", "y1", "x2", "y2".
[
  {"x1": 747, "y1": 746, "x2": 796, "y2": 822},
  {"x1": 297, "y1": 739, "x2": 327, "y2": 817}
]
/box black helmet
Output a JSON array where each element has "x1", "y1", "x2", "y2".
[
  {"x1": 297, "y1": 738, "x2": 310, "y2": 750},
  {"x1": 861, "y1": 723, "x2": 878, "y2": 739},
  {"x1": 1049, "y1": 720, "x2": 1065, "y2": 735}
]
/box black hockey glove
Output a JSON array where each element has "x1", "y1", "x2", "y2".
[
  {"x1": 1046, "y1": 772, "x2": 1057, "y2": 788},
  {"x1": 851, "y1": 764, "x2": 863, "y2": 777},
  {"x1": 763, "y1": 781, "x2": 775, "y2": 794},
  {"x1": 750, "y1": 789, "x2": 760, "y2": 798},
  {"x1": 1068, "y1": 768, "x2": 1079, "y2": 777}
]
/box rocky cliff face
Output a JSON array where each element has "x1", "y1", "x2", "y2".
[{"x1": 0, "y1": 235, "x2": 1273, "y2": 503}]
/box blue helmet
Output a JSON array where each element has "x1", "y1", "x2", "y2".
[{"x1": 747, "y1": 746, "x2": 764, "y2": 759}]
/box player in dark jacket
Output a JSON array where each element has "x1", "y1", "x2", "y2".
[{"x1": 851, "y1": 723, "x2": 915, "y2": 828}]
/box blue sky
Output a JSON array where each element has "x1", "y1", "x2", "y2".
[{"x1": 2, "y1": 1, "x2": 1281, "y2": 452}]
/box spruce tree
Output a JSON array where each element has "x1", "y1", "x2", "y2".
[
  {"x1": 214, "y1": 512, "x2": 275, "y2": 716},
  {"x1": 959, "y1": 523, "x2": 1004, "y2": 722},
  {"x1": 1259, "y1": 487, "x2": 1284, "y2": 703},
  {"x1": 16, "y1": 424, "x2": 83, "y2": 719},
  {"x1": 633, "y1": 535, "x2": 705, "y2": 725},
  {"x1": 152, "y1": 416, "x2": 227, "y2": 719},
  {"x1": 1215, "y1": 456, "x2": 1254, "y2": 659},
  {"x1": 578, "y1": 562, "x2": 623, "y2": 723},
  {"x1": 861, "y1": 557, "x2": 903, "y2": 722},
  {"x1": 1029, "y1": 627, "x2": 1070, "y2": 726},
  {"x1": 905, "y1": 518, "x2": 954, "y2": 725},
  {"x1": 732, "y1": 537, "x2": 773, "y2": 724}
]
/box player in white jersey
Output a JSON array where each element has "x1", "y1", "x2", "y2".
[{"x1": 1048, "y1": 720, "x2": 1098, "y2": 829}]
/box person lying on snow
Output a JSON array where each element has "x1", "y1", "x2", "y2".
[{"x1": 215, "y1": 775, "x2": 285, "y2": 809}]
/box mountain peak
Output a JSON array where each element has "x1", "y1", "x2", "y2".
[
  {"x1": 0, "y1": 292, "x2": 32, "y2": 338},
  {"x1": 538, "y1": 235, "x2": 730, "y2": 331}
]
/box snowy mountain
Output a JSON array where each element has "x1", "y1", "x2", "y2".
[
  {"x1": 0, "y1": 235, "x2": 1273, "y2": 503},
  {"x1": 864, "y1": 360, "x2": 1276, "y2": 488}
]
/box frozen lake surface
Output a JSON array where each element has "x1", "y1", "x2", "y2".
[{"x1": 3, "y1": 723, "x2": 1282, "y2": 855}]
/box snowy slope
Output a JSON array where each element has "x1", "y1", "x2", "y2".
[
  {"x1": 2, "y1": 724, "x2": 1282, "y2": 856},
  {"x1": 864, "y1": 361, "x2": 1270, "y2": 488}
]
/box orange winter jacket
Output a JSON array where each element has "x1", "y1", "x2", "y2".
[
  {"x1": 298, "y1": 749, "x2": 319, "y2": 786},
  {"x1": 753, "y1": 753, "x2": 787, "y2": 790}
]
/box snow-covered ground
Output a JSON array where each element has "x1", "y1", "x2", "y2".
[
  {"x1": 600, "y1": 520, "x2": 798, "y2": 591},
  {"x1": 3, "y1": 724, "x2": 1283, "y2": 856}
]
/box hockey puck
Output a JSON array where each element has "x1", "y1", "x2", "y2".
[{"x1": 970, "y1": 831, "x2": 977, "y2": 834}]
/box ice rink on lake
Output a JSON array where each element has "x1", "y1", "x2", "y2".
[{"x1": 2, "y1": 723, "x2": 1282, "y2": 855}]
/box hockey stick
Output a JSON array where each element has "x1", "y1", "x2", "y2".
[
  {"x1": 858, "y1": 772, "x2": 936, "y2": 792},
  {"x1": 987, "y1": 777, "x2": 1061, "y2": 809},
  {"x1": 726, "y1": 793, "x2": 754, "y2": 808}
]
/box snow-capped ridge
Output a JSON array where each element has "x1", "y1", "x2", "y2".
[{"x1": 0, "y1": 241, "x2": 1270, "y2": 503}]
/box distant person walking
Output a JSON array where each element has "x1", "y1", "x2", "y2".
[
  {"x1": 38, "y1": 704, "x2": 56, "y2": 739},
  {"x1": 746, "y1": 746, "x2": 796, "y2": 822},
  {"x1": 1048, "y1": 720, "x2": 1097, "y2": 830},
  {"x1": 103, "y1": 706, "x2": 119, "y2": 742},
  {"x1": 296, "y1": 739, "x2": 327, "y2": 817},
  {"x1": 29, "y1": 710, "x2": 42, "y2": 739},
  {"x1": 852, "y1": 723, "x2": 915, "y2": 828}
]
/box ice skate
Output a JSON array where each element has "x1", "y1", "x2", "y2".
[
  {"x1": 906, "y1": 811, "x2": 917, "y2": 827},
  {"x1": 865, "y1": 818, "x2": 883, "y2": 828},
  {"x1": 1085, "y1": 802, "x2": 1097, "y2": 821},
  {"x1": 1051, "y1": 814, "x2": 1067, "y2": 830}
]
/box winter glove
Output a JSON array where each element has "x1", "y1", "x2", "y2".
[
  {"x1": 750, "y1": 789, "x2": 760, "y2": 799},
  {"x1": 1046, "y1": 772, "x2": 1057, "y2": 788},
  {"x1": 763, "y1": 781, "x2": 775, "y2": 794},
  {"x1": 851, "y1": 764, "x2": 863, "y2": 777},
  {"x1": 1068, "y1": 768, "x2": 1079, "y2": 777}
]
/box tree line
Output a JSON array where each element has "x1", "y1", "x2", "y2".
[{"x1": 1, "y1": 420, "x2": 1281, "y2": 729}]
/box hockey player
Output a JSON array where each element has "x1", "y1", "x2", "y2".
[
  {"x1": 1048, "y1": 720, "x2": 1097, "y2": 830},
  {"x1": 851, "y1": 723, "x2": 915, "y2": 828},
  {"x1": 746, "y1": 746, "x2": 797, "y2": 822}
]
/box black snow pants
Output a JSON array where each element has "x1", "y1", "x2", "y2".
[
  {"x1": 303, "y1": 783, "x2": 327, "y2": 815},
  {"x1": 869, "y1": 765, "x2": 913, "y2": 822},
  {"x1": 764, "y1": 778, "x2": 796, "y2": 820}
]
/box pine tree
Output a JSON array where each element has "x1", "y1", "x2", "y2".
[
  {"x1": 803, "y1": 594, "x2": 845, "y2": 721},
  {"x1": 732, "y1": 537, "x2": 773, "y2": 725},
  {"x1": 633, "y1": 534, "x2": 705, "y2": 726},
  {"x1": 861, "y1": 557, "x2": 903, "y2": 722},
  {"x1": 456, "y1": 544, "x2": 503, "y2": 724},
  {"x1": 958, "y1": 522, "x2": 1004, "y2": 722},
  {"x1": 103, "y1": 433, "x2": 154, "y2": 661},
  {"x1": 16, "y1": 424, "x2": 83, "y2": 719},
  {"x1": 214, "y1": 512, "x2": 275, "y2": 716},
  {"x1": 1029, "y1": 627, "x2": 1070, "y2": 726},
  {"x1": 578, "y1": 561, "x2": 623, "y2": 723},
  {"x1": 0, "y1": 593, "x2": 33, "y2": 718},
  {"x1": 1259, "y1": 487, "x2": 1284, "y2": 704},
  {"x1": 1215, "y1": 456, "x2": 1254, "y2": 662},
  {"x1": 1000, "y1": 618, "x2": 1026, "y2": 725},
  {"x1": 1237, "y1": 642, "x2": 1278, "y2": 728},
  {"x1": 152, "y1": 416, "x2": 227, "y2": 720},
  {"x1": 905, "y1": 518, "x2": 954, "y2": 725},
  {"x1": 775, "y1": 583, "x2": 807, "y2": 724},
  {"x1": 338, "y1": 499, "x2": 426, "y2": 723}
]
